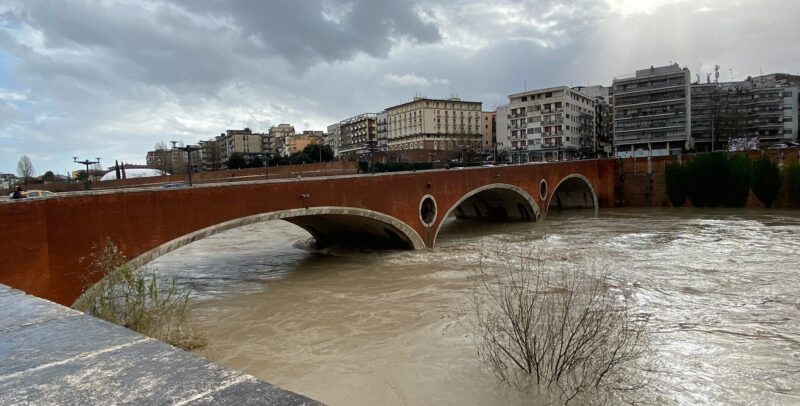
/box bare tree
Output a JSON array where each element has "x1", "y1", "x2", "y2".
[
  {"x1": 16, "y1": 155, "x2": 35, "y2": 184},
  {"x1": 470, "y1": 243, "x2": 650, "y2": 404}
]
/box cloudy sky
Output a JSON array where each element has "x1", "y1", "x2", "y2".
[{"x1": 1, "y1": 0, "x2": 798, "y2": 174}]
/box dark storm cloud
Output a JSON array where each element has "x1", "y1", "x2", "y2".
[{"x1": 178, "y1": 0, "x2": 441, "y2": 65}]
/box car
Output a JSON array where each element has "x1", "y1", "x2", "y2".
[
  {"x1": 787, "y1": 141, "x2": 799, "y2": 147},
  {"x1": 768, "y1": 143, "x2": 788, "y2": 149},
  {"x1": 161, "y1": 182, "x2": 188, "y2": 189},
  {"x1": 8, "y1": 189, "x2": 57, "y2": 199}
]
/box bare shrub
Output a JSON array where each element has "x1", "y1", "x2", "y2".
[
  {"x1": 470, "y1": 242, "x2": 649, "y2": 404},
  {"x1": 73, "y1": 238, "x2": 206, "y2": 350}
]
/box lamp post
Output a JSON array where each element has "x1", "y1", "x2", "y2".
[
  {"x1": 262, "y1": 153, "x2": 273, "y2": 180},
  {"x1": 73, "y1": 157, "x2": 101, "y2": 181},
  {"x1": 172, "y1": 144, "x2": 203, "y2": 186}
]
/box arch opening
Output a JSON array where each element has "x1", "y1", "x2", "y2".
[
  {"x1": 125, "y1": 207, "x2": 424, "y2": 273},
  {"x1": 433, "y1": 184, "x2": 541, "y2": 245},
  {"x1": 547, "y1": 174, "x2": 599, "y2": 213},
  {"x1": 74, "y1": 207, "x2": 423, "y2": 307}
]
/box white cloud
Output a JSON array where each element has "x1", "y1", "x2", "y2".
[{"x1": 383, "y1": 73, "x2": 450, "y2": 87}]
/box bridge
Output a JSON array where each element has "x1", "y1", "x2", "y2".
[{"x1": 0, "y1": 159, "x2": 614, "y2": 306}]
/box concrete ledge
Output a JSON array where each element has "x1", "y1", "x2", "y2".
[{"x1": 0, "y1": 284, "x2": 322, "y2": 405}]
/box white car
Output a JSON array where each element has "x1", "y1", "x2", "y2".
[{"x1": 8, "y1": 190, "x2": 57, "y2": 199}]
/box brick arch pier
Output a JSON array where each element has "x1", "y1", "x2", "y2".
[{"x1": 0, "y1": 159, "x2": 615, "y2": 305}]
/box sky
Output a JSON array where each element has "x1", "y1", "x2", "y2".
[{"x1": 1, "y1": 0, "x2": 799, "y2": 175}]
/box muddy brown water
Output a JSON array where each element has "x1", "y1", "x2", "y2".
[{"x1": 152, "y1": 209, "x2": 800, "y2": 405}]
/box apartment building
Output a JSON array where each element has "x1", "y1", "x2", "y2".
[
  {"x1": 613, "y1": 64, "x2": 692, "y2": 158},
  {"x1": 691, "y1": 73, "x2": 799, "y2": 151},
  {"x1": 572, "y1": 85, "x2": 613, "y2": 157},
  {"x1": 268, "y1": 124, "x2": 295, "y2": 157},
  {"x1": 338, "y1": 113, "x2": 378, "y2": 158},
  {"x1": 326, "y1": 123, "x2": 341, "y2": 157},
  {"x1": 377, "y1": 111, "x2": 388, "y2": 152},
  {"x1": 284, "y1": 130, "x2": 323, "y2": 156},
  {"x1": 495, "y1": 105, "x2": 510, "y2": 160},
  {"x1": 385, "y1": 97, "x2": 483, "y2": 153},
  {"x1": 146, "y1": 148, "x2": 186, "y2": 174},
  {"x1": 481, "y1": 111, "x2": 497, "y2": 155},
  {"x1": 504, "y1": 86, "x2": 595, "y2": 162},
  {"x1": 215, "y1": 128, "x2": 265, "y2": 165}
]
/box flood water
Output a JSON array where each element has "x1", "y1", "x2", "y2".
[{"x1": 152, "y1": 209, "x2": 800, "y2": 405}]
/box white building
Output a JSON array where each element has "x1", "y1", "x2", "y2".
[
  {"x1": 503, "y1": 86, "x2": 596, "y2": 162},
  {"x1": 613, "y1": 64, "x2": 692, "y2": 158}
]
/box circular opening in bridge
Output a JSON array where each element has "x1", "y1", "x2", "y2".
[
  {"x1": 419, "y1": 195, "x2": 438, "y2": 227},
  {"x1": 540, "y1": 179, "x2": 548, "y2": 200}
]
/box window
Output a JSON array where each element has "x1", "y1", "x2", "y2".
[{"x1": 783, "y1": 91, "x2": 793, "y2": 98}]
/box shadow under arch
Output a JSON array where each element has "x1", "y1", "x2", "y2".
[
  {"x1": 124, "y1": 206, "x2": 425, "y2": 272},
  {"x1": 432, "y1": 183, "x2": 541, "y2": 246},
  {"x1": 546, "y1": 174, "x2": 599, "y2": 214}
]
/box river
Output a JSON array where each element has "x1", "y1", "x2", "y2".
[{"x1": 152, "y1": 209, "x2": 800, "y2": 405}]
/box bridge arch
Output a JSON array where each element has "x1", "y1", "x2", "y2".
[
  {"x1": 432, "y1": 183, "x2": 541, "y2": 245},
  {"x1": 546, "y1": 174, "x2": 599, "y2": 214},
  {"x1": 125, "y1": 206, "x2": 425, "y2": 272}
]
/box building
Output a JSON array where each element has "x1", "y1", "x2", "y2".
[
  {"x1": 326, "y1": 123, "x2": 341, "y2": 157},
  {"x1": 691, "y1": 73, "x2": 799, "y2": 151},
  {"x1": 504, "y1": 86, "x2": 595, "y2": 162},
  {"x1": 385, "y1": 97, "x2": 483, "y2": 157},
  {"x1": 197, "y1": 139, "x2": 224, "y2": 171},
  {"x1": 481, "y1": 111, "x2": 497, "y2": 156},
  {"x1": 338, "y1": 113, "x2": 378, "y2": 158},
  {"x1": 572, "y1": 85, "x2": 613, "y2": 157},
  {"x1": 268, "y1": 124, "x2": 296, "y2": 157},
  {"x1": 146, "y1": 147, "x2": 186, "y2": 174},
  {"x1": 377, "y1": 111, "x2": 388, "y2": 153},
  {"x1": 284, "y1": 130, "x2": 323, "y2": 156},
  {"x1": 495, "y1": 105, "x2": 510, "y2": 161},
  {"x1": 215, "y1": 128, "x2": 265, "y2": 165},
  {"x1": 613, "y1": 64, "x2": 692, "y2": 158}
]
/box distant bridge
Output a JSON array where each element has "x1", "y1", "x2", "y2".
[{"x1": 0, "y1": 160, "x2": 614, "y2": 305}]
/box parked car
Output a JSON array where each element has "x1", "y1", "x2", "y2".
[
  {"x1": 787, "y1": 141, "x2": 799, "y2": 147},
  {"x1": 768, "y1": 143, "x2": 788, "y2": 149}
]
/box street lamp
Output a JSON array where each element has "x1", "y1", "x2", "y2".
[
  {"x1": 262, "y1": 152, "x2": 274, "y2": 180},
  {"x1": 172, "y1": 144, "x2": 203, "y2": 186},
  {"x1": 73, "y1": 156, "x2": 101, "y2": 181}
]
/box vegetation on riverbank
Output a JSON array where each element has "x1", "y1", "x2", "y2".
[
  {"x1": 73, "y1": 239, "x2": 206, "y2": 350},
  {"x1": 665, "y1": 153, "x2": 790, "y2": 208}
]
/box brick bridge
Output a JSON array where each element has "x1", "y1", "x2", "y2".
[{"x1": 0, "y1": 159, "x2": 615, "y2": 305}]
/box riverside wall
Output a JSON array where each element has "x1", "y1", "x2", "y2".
[{"x1": 615, "y1": 148, "x2": 800, "y2": 208}]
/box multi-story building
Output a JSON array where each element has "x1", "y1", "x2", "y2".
[
  {"x1": 495, "y1": 105, "x2": 511, "y2": 161},
  {"x1": 691, "y1": 73, "x2": 799, "y2": 151},
  {"x1": 215, "y1": 128, "x2": 265, "y2": 165},
  {"x1": 338, "y1": 113, "x2": 378, "y2": 158},
  {"x1": 572, "y1": 85, "x2": 613, "y2": 157},
  {"x1": 284, "y1": 130, "x2": 324, "y2": 156},
  {"x1": 377, "y1": 111, "x2": 388, "y2": 152},
  {"x1": 481, "y1": 111, "x2": 497, "y2": 156},
  {"x1": 197, "y1": 139, "x2": 224, "y2": 171},
  {"x1": 146, "y1": 147, "x2": 186, "y2": 174},
  {"x1": 385, "y1": 97, "x2": 483, "y2": 155},
  {"x1": 268, "y1": 124, "x2": 295, "y2": 157},
  {"x1": 613, "y1": 64, "x2": 692, "y2": 158},
  {"x1": 326, "y1": 123, "x2": 341, "y2": 157},
  {"x1": 504, "y1": 86, "x2": 595, "y2": 162}
]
